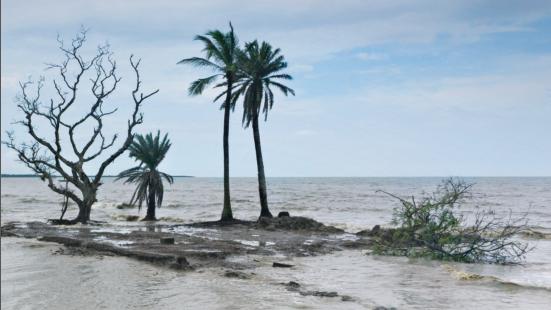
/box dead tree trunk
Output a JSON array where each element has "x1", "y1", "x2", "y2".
[
  {"x1": 59, "y1": 179, "x2": 69, "y2": 221},
  {"x1": 3, "y1": 29, "x2": 158, "y2": 224}
]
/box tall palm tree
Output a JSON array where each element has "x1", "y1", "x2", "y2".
[
  {"x1": 116, "y1": 132, "x2": 174, "y2": 221},
  {"x1": 177, "y1": 22, "x2": 240, "y2": 221},
  {"x1": 232, "y1": 40, "x2": 295, "y2": 218}
]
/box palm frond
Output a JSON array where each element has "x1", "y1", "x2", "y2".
[
  {"x1": 267, "y1": 74, "x2": 292, "y2": 80},
  {"x1": 116, "y1": 131, "x2": 174, "y2": 212},
  {"x1": 269, "y1": 81, "x2": 295, "y2": 96},
  {"x1": 177, "y1": 57, "x2": 222, "y2": 71},
  {"x1": 194, "y1": 34, "x2": 224, "y2": 61},
  {"x1": 189, "y1": 75, "x2": 219, "y2": 96},
  {"x1": 233, "y1": 40, "x2": 295, "y2": 125},
  {"x1": 180, "y1": 24, "x2": 242, "y2": 108}
]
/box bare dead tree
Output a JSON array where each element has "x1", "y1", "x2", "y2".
[
  {"x1": 59, "y1": 179, "x2": 69, "y2": 221},
  {"x1": 2, "y1": 29, "x2": 158, "y2": 224}
]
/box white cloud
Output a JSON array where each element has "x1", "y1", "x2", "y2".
[
  {"x1": 359, "y1": 57, "x2": 551, "y2": 111},
  {"x1": 356, "y1": 52, "x2": 387, "y2": 61},
  {"x1": 2, "y1": 1, "x2": 550, "y2": 66}
]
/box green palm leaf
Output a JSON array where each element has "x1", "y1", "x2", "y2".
[
  {"x1": 234, "y1": 40, "x2": 295, "y2": 127},
  {"x1": 116, "y1": 132, "x2": 174, "y2": 213},
  {"x1": 178, "y1": 23, "x2": 241, "y2": 100}
]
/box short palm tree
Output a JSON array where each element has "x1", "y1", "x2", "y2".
[
  {"x1": 116, "y1": 131, "x2": 174, "y2": 221},
  {"x1": 232, "y1": 40, "x2": 295, "y2": 218},
  {"x1": 177, "y1": 22, "x2": 240, "y2": 222}
]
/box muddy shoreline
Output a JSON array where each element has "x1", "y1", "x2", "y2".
[
  {"x1": 1, "y1": 216, "x2": 373, "y2": 271},
  {"x1": 3, "y1": 216, "x2": 549, "y2": 309}
]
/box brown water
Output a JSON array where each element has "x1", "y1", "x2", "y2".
[{"x1": 2, "y1": 177, "x2": 551, "y2": 309}]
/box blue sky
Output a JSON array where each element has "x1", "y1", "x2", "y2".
[{"x1": 1, "y1": 0, "x2": 550, "y2": 177}]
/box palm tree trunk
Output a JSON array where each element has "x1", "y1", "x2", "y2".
[
  {"x1": 143, "y1": 189, "x2": 157, "y2": 221},
  {"x1": 252, "y1": 112, "x2": 272, "y2": 218},
  {"x1": 220, "y1": 79, "x2": 234, "y2": 221}
]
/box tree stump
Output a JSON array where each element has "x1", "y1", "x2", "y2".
[{"x1": 278, "y1": 211, "x2": 290, "y2": 218}]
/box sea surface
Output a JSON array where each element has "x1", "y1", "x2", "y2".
[{"x1": 1, "y1": 177, "x2": 551, "y2": 309}]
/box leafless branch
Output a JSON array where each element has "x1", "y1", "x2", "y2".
[{"x1": 2, "y1": 30, "x2": 158, "y2": 223}]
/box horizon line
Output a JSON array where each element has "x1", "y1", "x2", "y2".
[{"x1": 1, "y1": 174, "x2": 550, "y2": 178}]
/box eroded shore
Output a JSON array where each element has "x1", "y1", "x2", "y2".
[
  {"x1": 1, "y1": 217, "x2": 372, "y2": 271},
  {"x1": 3, "y1": 216, "x2": 551, "y2": 309}
]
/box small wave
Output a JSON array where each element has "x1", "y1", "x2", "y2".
[
  {"x1": 526, "y1": 225, "x2": 551, "y2": 231},
  {"x1": 165, "y1": 203, "x2": 185, "y2": 208},
  {"x1": 442, "y1": 265, "x2": 485, "y2": 280},
  {"x1": 442, "y1": 265, "x2": 551, "y2": 291},
  {"x1": 493, "y1": 279, "x2": 551, "y2": 292},
  {"x1": 18, "y1": 197, "x2": 52, "y2": 204},
  {"x1": 96, "y1": 202, "x2": 137, "y2": 209},
  {"x1": 519, "y1": 229, "x2": 551, "y2": 240},
  {"x1": 93, "y1": 202, "x2": 118, "y2": 209},
  {"x1": 329, "y1": 223, "x2": 371, "y2": 233},
  {"x1": 111, "y1": 214, "x2": 140, "y2": 222},
  {"x1": 157, "y1": 217, "x2": 186, "y2": 223}
]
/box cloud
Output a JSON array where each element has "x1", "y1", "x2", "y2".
[
  {"x1": 356, "y1": 52, "x2": 387, "y2": 61},
  {"x1": 360, "y1": 57, "x2": 551, "y2": 111},
  {"x1": 2, "y1": 1, "x2": 550, "y2": 176},
  {"x1": 2, "y1": 1, "x2": 550, "y2": 65}
]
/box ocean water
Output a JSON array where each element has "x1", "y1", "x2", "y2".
[{"x1": 1, "y1": 177, "x2": 551, "y2": 309}]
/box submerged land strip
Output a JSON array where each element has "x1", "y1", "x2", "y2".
[
  {"x1": 3, "y1": 214, "x2": 548, "y2": 271},
  {"x1": 1, "y1": 216, "x2": 380, "y2": 304},
  {"x1": 1, "y1": 217, "x2": 371, "y2": 271},
  {"x1": 2, "y1": 215, "x2": 550, "y2": 308}
]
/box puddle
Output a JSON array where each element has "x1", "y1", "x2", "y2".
[
  {"x1": 90, "y1": 227, "x2": 134, "y2": 234},
  {"x1": 92, "y1": 235, "x2": 134, "y2": 246},
  {"x1": 236, "y1": 240, "x2": 260, "y2": 247}
]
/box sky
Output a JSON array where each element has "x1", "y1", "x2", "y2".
[{"x1": 1, "y1": 0, "x2": 550, "y2": 177}]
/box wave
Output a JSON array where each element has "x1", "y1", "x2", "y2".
[
  {"x1": 95, "y1": 202, "x2": 137, "y2": 209},
  {"x1": 519, "y1": 229, "x2": 551, "y2": 240},
  {"x1": 442, "y1": 265, "x2": 551, "y2": 291},
  {"x1": 165, "y1": 203, "x2": 185, "y2": 208},
  {"x1": 94, "y1": 202, "x2": 119, "y2": 209},
  {"x1": 111, "y1": 214, "x2": 140, "y2": 222},
  {"x1": 17, "y1": 197, "x2": 56, "y2": 204},
  {"x1": 157, "y1": 217, "x2": 186, "y2": 223},
  {"x1": 526, "y1": 225, "x2": 551, "y2": 231}
]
